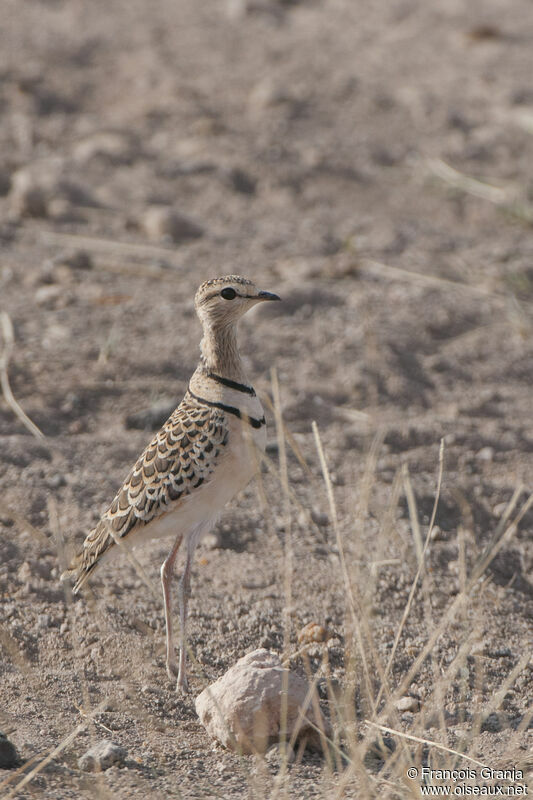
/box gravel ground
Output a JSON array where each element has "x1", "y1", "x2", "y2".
[{"x1": 0, "y1": 1, "x2": 532, "y2": 797}]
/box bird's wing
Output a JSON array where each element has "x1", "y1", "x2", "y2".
[{"x1": 64, "y1": 395, "x2": 229, "y2": 591}]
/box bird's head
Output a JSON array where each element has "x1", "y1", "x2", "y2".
[{"x1": 195, "y1": 275, "x2": 280, "y2": 329}]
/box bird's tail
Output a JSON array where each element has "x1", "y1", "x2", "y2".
[{"x1": 60, "y1": 519, "x2": 113, "y2": 593}]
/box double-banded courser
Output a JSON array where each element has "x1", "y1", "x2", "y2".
[{"x1": 62, "y1": 276, "x2": 280, "y2": 691}]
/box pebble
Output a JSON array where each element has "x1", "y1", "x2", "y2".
[
  {"x1": 73, "y1": 131, "x2": 134, "y2": 164},
  {"x1": 297, "y1": 622, "x2": 328, "y2": 645},
  {"x1": 226, "y1": 0, "x2": 285, "y2": 20},
  {"x1": 34, "y1": 285, "x2": 65, "y2": 307},
  {"x1": 17, "y1": 562, "x2": 32, "y2": 583},
  {"x1": 9, "y1": 170, "x2": 48, "y2": 218},
  {"x1": 429, "y1": 525, "x2": 445, "y2": 541},
  {"x1": 265, "y1": 742, "x2": 295, "y2": 766},
  {"x1": 36, "y1": 614, "x2": 51, "y2": 630},
  {"x1": 480, "y1": 712, "x2": 502, "y2": 733},
  {"x1": 224, "y1": 167, "x2": 257, "y2": 195},
  {"x1": 395, "y1": 695, "x2": 420, "y2": 713},
  {"x1": 0, "y1": 731, "x2": 20, "y2": 769},
  {"x1": 78, "y1": 740, "x2": 127, "y2": 772},
  {"x1": 492, "y1": 502, "x2": 508, "y2": 517},
  {"x1": 46, "y1": 473, "x2": 66, "y2": 489},
  {"x1": 310, "y1": 508, "x2": 329, "y2": 527},
  {"x1": 476, "y1": 446, "x2": 494, "y2": 462},
  {"x1": 248, "y1": 78, "x2": 290, "y2": 113},
  {"x1": 141, "y1": 206, "x2": 204, "y2": 243},
  {"x1": 59, "y1": 250, "x2": 93, "y2": 271}
]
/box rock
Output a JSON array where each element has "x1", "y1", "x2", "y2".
[
  {"x1": 36, "y1": 614, "x2": 51, "y2": 630},
  {"x1": 17, "y1": 562, "x2": 32, "y2": 583},
  {"x1": 248, "y1": 78, "x2": 290, "y2": 113},
  {"x1": 46, "y1": 473, "x2": 66, "y2": 489},
  {"x1": 480, "y1": 712, "x2": 502, "y2": 733},
  {"x1": 395, "y1": 695, "x2": 420, "y2": 713},
  {"x1": 62, "y1": 250, "x2": 93, "y2": 271},
  {"x1": 224, "y1": 167, "x2": 257, "y2": 195},
  {"x1": 73, "y1": 131, "x2": 136, "y2": 164},
  {"x1": 141, "y1": 206, "x2": 204, "y2": 243},
  {"x1": 195, "y1": 648, "x2": 330, "y2": 754},
  {"x1": 363, "y1": 736, "x2": 396, "y2": 772},
  {"x1": 264, "y1": 742, "x2": 295, "y2": 766},
  {"x1": 202, "y1": 531, "x2": 224, "y2": 550},
  {"x1": 492, "y1": 502, "x2": 508, "y2": 517},
  {"x1": 78, "y1": 740, "x2": 126, "y2": 772},
  {"x1": 226, "y1": 0, "x2": 286, "y2": 21},
  {"x1": 34, "y1": 285, "x2": 66, "y2": 308},
  {"x1": 9, "y1": 170, "x2": 48, "y2": 218},
  {"x1": 0, "y1": 169, "x2": 11, "y2": 197},
  {"x1": 429, "y1": 525, "x2": 445, "y2": 541},
  {"x1": 0, "y1": 731, "x2": 20, "y2": 769},
  {"x1": 310, "y1": 508, "x2": 329, "y2": 528},
  {"x1": 297, "y1": 622, "x2": 328, "y2": 645},
  {"x1": 476, "y1": 446, "x2": 494, "y2": 462}
]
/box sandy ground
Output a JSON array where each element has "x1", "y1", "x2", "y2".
[{"x1": 0, "y1": 0, "x2": 532, "y2": 797}]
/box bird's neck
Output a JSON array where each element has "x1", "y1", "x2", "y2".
[{"x1": 200, "y1": 322, "x2": 245, "y2": 381}]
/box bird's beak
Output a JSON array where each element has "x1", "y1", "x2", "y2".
[{"x1": 257, "y1": 290, "x2": 281, "y2": 302}]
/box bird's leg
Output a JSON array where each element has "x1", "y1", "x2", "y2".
[
  {"x1": 160, "y1": 533, "x2": 183, "y2": 680},
  {"x1": 176, "y1": 541, "x2": 194, "y2": 693}
]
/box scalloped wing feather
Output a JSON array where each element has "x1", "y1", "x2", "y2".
[{"x1": 64, "y1": 396, "x2": 229, "y2": 593}]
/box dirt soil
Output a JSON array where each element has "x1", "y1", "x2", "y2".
[{"x1": 0, "y1": 0, "x2": 532, "y2": 798}]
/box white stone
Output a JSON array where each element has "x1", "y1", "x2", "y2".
[
  {"x1": 395, "y1": 695, "x2": 419, "y2": 712},
  {"x1": 78, "y1": 740, "x2": 126, "y2": 772},
  {"x1": 195, "y1": 648, "x2": 329, "y2": 754},
  {"x1": 141, "y1": 206, "x2": 203, "y2": 243}
]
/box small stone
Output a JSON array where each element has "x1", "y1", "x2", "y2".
[
  {"x1": 297, "y1": 622, "x2": 328, "y2": 645},
  {"x1": 363, "y1": 736, "x2": 396, "y2": 772},
  {"x1": 480, "y1": 712, "x2": 502, "y2": 733},
  {"x1": 265, "y1": 742, "x2": 295, "y2": 766},
  {"x1": 310, "y1": 508, "x2": 329, "y2": 528},
  {"x1": 46, "y1": 473, "x2": 66, "y2": 489},
  {"x1": 476, "y1": 446, "x2": 494, "y2": 462},
  {"x1": 34, "y1": 284, "x2": 67, "y2": 308},
  {"x1": 141, "y1": 206, "x2": 204, "y2": 243},
  {"x1": 195, "y1": 649, "x2": 330, "y2": 754},
  {"x1": 0, "y1": 169, "x2": 11, "y2": 197},
  {"x1": 224, "y1": 167, "x2": 257, "y2": 195},
  {"x1": 248, "y1": 78, "x2": 290, "y2": 113},
  {"x1": 17, "y1": 562, "x2": 32, "y2": 583},
  {"x1": 78, "y1": 740, "x2": 126, "y2": 772},
  {"x1": 202, "y1": 531, "x2": 223, "y2": 550},
  {"x1": 73, "y1": 132, "x2": 135, "y2": 164},
  {"x1": 10, "y1": 170, "x2": 48, "y2": 218},
  {"x1": 36, "y1": 614, "x2": 51, "y2": 630},
  {"x1": 395, "y1": 695, "x2": 420, "y2": 713},
  {"x1": 470, "y1": 639, "x2": 487, "y2": 656},
  {"x1": 62, "y1": 250, "x2": 93, "y2": 271},
  {"x1": 429, "y1": 525, "x2": 445, "y2": 541},
  {"x1": 0, "y1": 732, "x2": 20, "y2": 768},
  {"x1": 493, "y1": 502, "x2": 508, "y2": 517}
]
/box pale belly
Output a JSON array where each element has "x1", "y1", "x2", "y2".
[{"x1": 102, "y1": 414, "x2": 266, "y2": 559}]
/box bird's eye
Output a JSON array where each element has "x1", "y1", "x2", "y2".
[{"x1": 220, "y1": 287, "x2": 237, "y2": 300}]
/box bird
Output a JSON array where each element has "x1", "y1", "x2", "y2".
[{"x1": 62, "y1": 275, "x2": 281, "y2": 692}]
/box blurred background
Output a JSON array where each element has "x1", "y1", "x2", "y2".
[{"x1": 0, "y1": 0, "x2": 532, "y2": 797}]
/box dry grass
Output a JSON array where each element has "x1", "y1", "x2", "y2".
[{"x1": 1, "y1": 368, "x2": 531, "y2": 799}]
